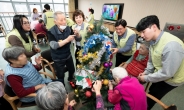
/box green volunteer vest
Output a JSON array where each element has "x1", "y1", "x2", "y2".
[
  {"x1": 114, "y1": 28, "x2": 136, "y2": 56},
  {"x1": 5, "y1": 29, "x2": 33, "y2": 59},
  {"x1": 88, "y1": 14, "x2": 94, "y2": 25},
  {"x1": 151, "y1": 32, "x2": 184, "y2": 84},
  {"x1": 45, "y1": 11, "x2": 54, "y2": 29},
  {"x1": 72, "y1": 23, "x2": 88, "y2": 46},
  {"x1": 66, "y1": 18, "x2": 75, "y2": 27}
]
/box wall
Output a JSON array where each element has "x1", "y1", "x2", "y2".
[{"x1": 78, "y1": 0, "x2": 184, "y2": 29}]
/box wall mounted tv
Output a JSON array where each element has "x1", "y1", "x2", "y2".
[{"x1": 102, "y1": 3, "x2": 124, "y2": 21}]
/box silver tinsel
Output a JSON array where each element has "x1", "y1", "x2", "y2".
[{"x1": 89, "y1": 46, "x2": 106, "y2": 70}]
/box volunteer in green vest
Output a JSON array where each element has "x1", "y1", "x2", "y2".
[
  {"x1": 72, "y1": 9, "x2": 89, "y2": 66},
  {"x1": 5, "y1": 15, "x2": 40, "y2": 60},
  {"x1": 86, "y1": 8, "x2": 94, "y2": 25},
  {"x1": 136, "y1": 15, "x2": 184, "y2": 110},
  {"x1": 43, "y1": 4, "x2": 54, "y2": 29},
  {"x1": 111, "y1": 19, "x2": 136, "y2": 67},
  {"x1": 66, "y1": 18, "x2": 75, "y2": 27}
]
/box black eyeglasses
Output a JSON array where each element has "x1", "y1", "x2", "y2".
[{"x1": 23, "y1": 22, "x2": 30, "y2": 25}]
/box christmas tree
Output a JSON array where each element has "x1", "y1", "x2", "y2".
[{"x1": 72, "y1": 17, "x2": 114, "y2": 110}]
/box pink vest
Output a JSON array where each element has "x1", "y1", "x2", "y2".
[{"x1": 114, "y1": 76, "x2": 147, "y2": 110}]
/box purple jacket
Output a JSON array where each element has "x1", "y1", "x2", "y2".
[{"x1": 114, "y1": 76, "x2": 147, "y2": 110}]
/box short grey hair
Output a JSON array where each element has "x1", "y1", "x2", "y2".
[
  {"x1": 141, "y1": 41, "x2": 150, "y2": 50},
  {"x1": 2, "y1": 46, "x2": 25, "y2": 63},
  {"x1": 53, "y1": 11, "x2": 65, "y2": 20},
  {"x1": 112, "y1": 67, "x2": 128, "y2": 79},
  {"x1": 35, "y1": 81, "x2": 67, "y2": 110}
]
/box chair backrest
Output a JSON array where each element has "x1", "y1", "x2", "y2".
[
  {"x1": 41, "y1": 49, "x2": 53, "y2": 63},
  {"x1": 4, "y1": 84, "x2": 16, "y2": 97},
  {"x1": 146, "y1": 93, "x2": 177, "y2": 110}
]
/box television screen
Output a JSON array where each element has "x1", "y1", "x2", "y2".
[{"x1": 102, "y1": 4, "x2": 123, "y2": 21}]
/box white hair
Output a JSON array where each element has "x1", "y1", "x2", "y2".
[
  {"x1": 53, "y1": 11, "x2": 65, "y2": 20},
  {"x1": 35, "y1": 81, "x2": 67, "y2": 110},
  {"x1": 112, "y1": 67, "x2": 128, "y2": 79}
]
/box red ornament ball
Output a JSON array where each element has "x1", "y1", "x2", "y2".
[
  {"x1": 110, "y1": 54, "x2": 113, "y2": 59},
  {"x1": 85, "y1": 91, "x2": 92, "y2": 97}
]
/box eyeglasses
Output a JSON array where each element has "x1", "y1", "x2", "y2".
[{"x1": 23, "y1": 22, "x2": 30, "y2": 25}]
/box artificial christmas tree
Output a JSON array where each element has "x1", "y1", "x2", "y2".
[{"x1": 72, "y1": 17, "x2": 114, "y2": 110}]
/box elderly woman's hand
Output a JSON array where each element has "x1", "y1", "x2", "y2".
[
  {"x1": 35, "y1": 84, "x2": 46, "y2": 90},
  {"x1": 0, "y1": 69, "x2": 4, "y2": 84},
  {"x1": 108, "y1": 81, "x2": 113, "y2": 90},
  {"x1": 93, "y1": 80, "x2": 102, "y2": 95},
  {"x1": 34, "y1": 48, "x2": 41, "y2": 53},
  {"x1": 69, "y1": 100, "x2": 76, "y2": 106},
  {"x1": 35, "y1": 56, "x2": 42, "y2": 65}
]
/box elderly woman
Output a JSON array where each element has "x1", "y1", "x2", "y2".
[
  {"x1": 122, "y1": 41, "x2": 150, "y2": 77},
  {"x1": 36, "y1": 81, "x2": 76, "y2": 110},
  {"x1": 2, "y1": 46, "x2": 51, "y2": 103},
  {"x1": 6, "y1": 15, "x2": 40, "y2": 60},
  {"x1": 108, "y1": 67, "x2": 147, "y2": 110},
  {"x1": 36, "y1": 81, "x2": 105, "y2": 110}
]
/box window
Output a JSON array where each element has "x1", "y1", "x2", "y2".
[
  {"x1": 0, "y1": 2, "x2": 14, "y2": 16},
  {"x1": 64, "y1": 0, "x2": 69, "y2": 3},
  {"x1": 27, "y1": 0, "x2": 40, "y2": 2},
  {"x1": 12, "y1": 0, "x2": 26, "y2": 1},
  {"x1": 14, "y1": 4, "x2": 29, "y2": 15},
  {"x1": 41, "y1": 0, "x2": 52, "y2": 3},
  {"x1": 0, "y1": 0, "x2": 68, "y2": 33},
  {"x1": 2, "y1": 18, "x2": 10, "y2": 30},
  {"x1": 65, "y1": 5, "x2": 68, "y2": 12},
  {"x1": 53, "y1": 0, "x2": 64, "y2": 3},
  {"x1": 54, "y1": 4, "x2": 64, "y2": 12},
  {"x1": 6, "y1": 17, "x2": 13, "y2": 30}
]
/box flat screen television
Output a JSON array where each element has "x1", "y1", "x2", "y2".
[{"x1": 102, "y1": 3, "x2": 124, "y2": 21}]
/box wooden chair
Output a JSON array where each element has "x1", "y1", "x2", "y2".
[
  {"x1": 41, "y1": 49, "x2": 57, "y2": 79},
  {"x1": 3, "y1": 72, "x2": 54, "y2": 110},
  {"x1": 33, "y1": 32, "x2": 48, "y2": 45},
  {"x1": 146, "y1": 93, "x2": 177, "y2": 110},
  {"x1": 40, "y1": 49, "x2": 68, "y2": 79}
]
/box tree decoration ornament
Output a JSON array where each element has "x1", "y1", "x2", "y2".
[
  {"x1": 103, "y1": 62, "x2": 109, "y2": 68},
  {"x1": 85, "y1": 90, "x2": 92, "y2": 98},
  {"x1": 74, "y1": 89, "x2": 78, "y2": 94},
  {"x1": 69, "y1": 81, "x2": 76, "y2": 88},
  {"x1": 103, "y1": 79, "x2": 109, "y2": 85},
  {"x1": 108, "y1": 61, "x2": 113, "y2": 67}
]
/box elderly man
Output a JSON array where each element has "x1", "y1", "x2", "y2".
[
  {"x1": 111, "y1": 19, "x2": 136, "y2": 67},
  {"x1": 2, "y1": 46, "x2": 51, "y2": 103},
  {"x1": 47, "y1": 11, "x2": 81, "y2": 85}
]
